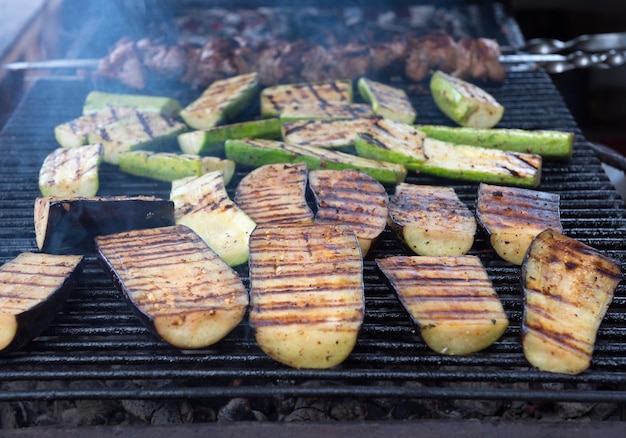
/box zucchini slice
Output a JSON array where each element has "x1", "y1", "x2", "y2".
[
  {"x1": 249, "y1": 222, "x2": 364, "y2": 369},
  {"x1": 476, "y1": 183, "x2": 562, "y2": 265},
  {"x1": 357, "y1": 77, "x2": 417, "y2": 124},
  {"x1": 38, "y1": 144, "x2": 103, "y2": 197},
  {"x1": 376, "y1": 255, "x2": 509, "y2": 355},
  {"x1": 95, "y1": 225, "x2": 248, "y2": 350},
  {"x1": 54, "y1": 107, "x2": 138, "y2": 149},
  {"x1": 521, "y1": 229, "x2": 621, "y2": 375},
  {"x1": 388, "y1": 183, "x2": 476, "y2": 256},
  {"x1": 279, "y1": 102, "x2": 374, "y2": 122},
  {"x1": 308, "y1": 169, "x2": 389, "y2": 256},
  {"x1": 281, "y1": 117, "x2": 378, "y2": 148},
  {"x1": 82, "y1": 91, "x2": 182, "y2": 118},
  {"x1": 0, "y1": 252, "x2": 84, "y2": 354},
  {"x1": 235, "y1": 162, "x2": 314, "y2": 225}
]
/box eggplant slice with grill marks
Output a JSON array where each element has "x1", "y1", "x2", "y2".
[
  {"x1": 248, "y1": 222, "x2": 364, "y2": 369},
  {"x1": 376, "y1": 255, "x2": 509, "y2": 355},
  {"x1": 0, "y1": 252, "x2": 84, "y2": 354},
  {"x1": 521, "y1": 228, "x2": 621, "y2": 375},
  {"x1": 95, "y1": 225, "x2": 249, "y2": 350}
]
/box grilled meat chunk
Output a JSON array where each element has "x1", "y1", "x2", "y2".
[
  {"x1": 476, "y1": 183, "x2": 562, "y2": 265},
  {"x1": 0, "y1": 252, "x2": 84, "y2": 354},
  {"x1": 248, "y1": 222, "x2": 364, "y2": 369},
  {"x1": 521, "y1": 229, "x2": 621, "y2": 375},
  {"x1": 377, "y1": 255, "x2": 509, "y2": 355},
  {"x1": 95, "y1": 225, "x2": 248, "y2": 350}
]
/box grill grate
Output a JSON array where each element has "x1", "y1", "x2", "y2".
[{"x1": 1, "y1": 70, "x2": 626, "y2": 404}]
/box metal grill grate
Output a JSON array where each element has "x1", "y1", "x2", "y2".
[{"x1": 0, "y1": 70, "x2": 625, "y2": 404}]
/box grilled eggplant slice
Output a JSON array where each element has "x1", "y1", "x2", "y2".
[
  {"x1": 376, "y1": 255, "x2": 509, "y2": 355},
  {"x1": 34, "y1": 196, "x2": 175, "y2": 254},
  {"x1": 249, "y1": 222, "x2": 364, "y2": 369},
  {"x1": 430, "y1": 70, "x2": 504, "y2": 128},
  {"x1": 260, "y1": 79, "x2": 353, "y2": 118},
  {"x1": 388, "y1": 184, "x2": 476, "y2": 256},
  {"x1": 177, "y1": 118, "x2": 282, "y2": 156},
  {"x1": 87, "y1": 112, "x2": 187, "y2": 165},
  {"x1": 308, "y1": 169, "x2": 389, "y2": 256},
  {"x1": 95, "y1": 225, "x2": 248, "y2": 350},
  {"x1": 225, "y1": 138, "x2": 407, "y2": 185},
  {"x1": 54, "y1": 107, "x2": 138, "y2": 148},
  {"x1": 39, "y1": 144, "x2": 103, "y2": 197},
  {"x1": 0, "y1": 252, "x2": 84, "y2": 354},
  {"x1": 235, "y1": 162, "x2": 314, "y2": 225},
  {"x1": 521, "y1": 229, "x2": 621, "y2": 375},
  {"x1": 279, "y1": 102, "x2": 374, "y2": 122},
  {"x1": 357, "y1": 77, "x2": 417, "y2": 124},
  {"x1": 118, "y1": 150, "x2": 235, "y2": 184},
  {"x1": 180, "y1": 72, "x2": 260, "y2": 130},
  {"x1": 82, "y1": 91, "x2": 182, "y2": 117},
  {"x1": 282, "y1": 117, "x2": 378, "y2": 149},
  {"x1": 476, "y1": 183, "x2": 562, "y2": 265},
  {"x1": 170, "y1": 171, "x2": 256, "y2": 267}
]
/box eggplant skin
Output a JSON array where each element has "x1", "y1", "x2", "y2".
[
  {"x1": 34, "y1": 196, "x2": 175, "y2": 255},
  {"x1": 0, "y1": 252, "x2": 84, "y2": 354},
  {"x1": 521, "y1": 229, "x2": 621, "y2": 375}
]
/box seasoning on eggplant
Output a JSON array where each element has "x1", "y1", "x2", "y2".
[
  {"x1": 38, "y1": 143, "x2": 103, "y2": 197},
  {"x1": 170, "y1": 171, "x2": 256, "y2": 267},
  {"x1": 82, "y1": 91, "x2": 182, "y2": 118},
  {"x1": 177, "y1": 118, "x2": 282, "y2": 156},
  {"x1": 376, "y1": 255, "x2": 509, "y2": 355},
  {"x1": 225, "y1": 138, "x2": 407, "y2": 185},
  {"x1": 118, "y1": 150, "x2": 235, "y2": 184},
  {"x1": 260, "y1": 79, "x2": 353, "y2": 118},
  {"x1": 279, "y1": 102, "x2": 374, "y2": 123},
  {"x1": 388, "y1": 183, "x2": 476, "y2": 256},
  {"x1": 357, "y1": 77, "x2": 417, "y2": 124},
  {"x1": 95, "y1": 225, "x2": 248, "y2": 350},
  {"x1": 34, "y1": 196, "x2": 175, "y2": 255},
  {"x1": 54, "y1": 106, "x2": 138, "y2": 148},
  {"x1": 521, "y1": 228, "x2": 621, "y2": 375},
  {"x1": 249, "y1": 222, "x2": 364, "y2": 369},
  {"x1": 0, "y1": 252, "x2": 84, "y2": 354},
  {"x1": 308, "y1": 169, "x2": 389, "y2": 256},
  {"x1": 87, "y1": 112, "x2": 187, "y2": 165},
  {"x1": 430, "y1": 70, "x2": 504, "y2": 128},
  {"x1": 476, "y1": 183, "x2": 562, "y2": 265},
  {"x1": 281, "y1": 117, "x2": 378, "y2": 148},
  {"x1": 235, "y1": 162, "x2": 313, "y2": 226},
  {"x1": 180, "y1": 72, "x2": 260, "y2": 130}
]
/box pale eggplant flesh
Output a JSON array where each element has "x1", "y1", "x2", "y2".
[
  {"x1": 521, "y1": 228, "x2": 621, "y2": 375},
  {"x1": 248, "y1": 222, "x2": 364, "y2": 369},
  {"x1": 0, "y1": 252, "x2": 84, "y2": 354},
  {"x1": 95, "y1": 225, "x2": 249, "y2": 350}
]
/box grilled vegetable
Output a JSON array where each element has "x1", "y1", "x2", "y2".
[
  {"x1": 249, "y1": 222, "x2": 364, "y2": 369},
  {"x1": 260, "y1": 79, "x2": 353, "y2": 118},
  {"x1": 87, "y1": 112, "x2": 187, "y2": 165},
  {"x1": 38, "y1": 143, "x2": 103, "y2": 197},
  {"x1": 282, "y1": 117, "x2": 378, "y2": 148},
  {"x1": 118, "y1": 150, "x2": 235, "y2": 184},
  {"x1": 357, "y1": 77, "x2": 417, "y2": 124},
  {"x1": 279, "y1": 102, "x2": 374, "y2": 122},
  {"x1": 388, "y1": 184, "x2": 476, "y2": 256},
  {"x1": 180, "y1": 72, "x2": 260, "y2": 130},
  {"x1": 416, "y1": 125, "x2": 574, "y2": 159},
  {"x1": 521, "y1": 229, "x2": 621, "y2": 375},
  {"x1": 54, "y1": 107, "x2": 138, "y2": 148},
  {"x1": 82, "y1": 91, "x2": 182, "y2": 117},
  {"x1": 376, "y1": 255, "x2": 509, "y2": 355},
  {"x1": 476, "y1": 183, "x2": 562, "y2": 265},
  {"x1": 225, "y1": 138, "x2": 407, "y2": 185},
  {"x1": 308, "y1": 169, "x2": 388, "y2": 256},
  {"x1": 34, "y1": 196, "x2": 175, "y2": 254},
  {"x1": 430, "y1": 70, "x2": 504, "y2": 128},
  {"x1": 170, "y1": 171, "x2": 256, "y2": 267},
  {"x1": 355, "y1": 127, "x2": 542, "y2": 187},
  {"x1": 0, "y1": 252, "x2": 84, "y2": 354},
  {"x1": 95, "y1": 225, "x2": 248, "y2": 350},
  {"x1": 177, "y1": 118, "x2": 282, "y2": 155},
  {"x1": 235, "y1": 162, "x2": 313, "y2": 225},
  {"x1": 354, "y1": 118, "x2": 427, "y2": 165}
]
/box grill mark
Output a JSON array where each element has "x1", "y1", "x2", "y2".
[{"x1": 524, "y1": 324, "x2": 592, "y2": 356}]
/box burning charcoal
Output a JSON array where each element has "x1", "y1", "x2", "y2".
[{"x1": 217, "y1": 398, "x2": 258, "y2": 422}]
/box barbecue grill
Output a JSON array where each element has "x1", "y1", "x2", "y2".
[{"x1": 1, "y1": 0, "x2": 626, "y2": 435}]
